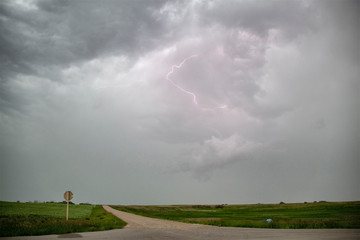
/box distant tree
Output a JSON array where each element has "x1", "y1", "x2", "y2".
[{"x1": 60, "y1": 201, "x2": 75, "y2": 205}]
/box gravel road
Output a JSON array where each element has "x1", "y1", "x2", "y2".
[
  {"x1": 102, "y1": 205, "x2": 210, "y2": 230},
  {"x1": 1, "y1": 205, "x2": 359, "y2": 240}
]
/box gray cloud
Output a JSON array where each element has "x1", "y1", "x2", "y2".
[
  {"x1": 197, "y1": 0, "x2": 317, "y2": 37},
  {"x1": 0, "y1": 0, "x2": 359, "y2": 204}
]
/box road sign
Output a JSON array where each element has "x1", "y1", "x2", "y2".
[
  {"x1": 64, "y1": 191, "x2": 73, "y2": 201},
  {"x1": 64, "y1": 191, "x2": 73, "y2": 222}
]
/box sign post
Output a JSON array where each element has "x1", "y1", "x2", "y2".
[{"x1": 64, "y1": 191, "x2": 73, "y2": 222}]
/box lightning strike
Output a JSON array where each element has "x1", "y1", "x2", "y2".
[
  {"x1": 166, "y1": 55, "x2": 199, "y2": 105},
  {"x1": 166, "y1": 55, "x2": 228, "y2": 110}
]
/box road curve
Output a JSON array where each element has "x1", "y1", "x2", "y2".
[
  {"x1": 1, "y1": 205, "x2": 359, "y2": 240},
  {"x1": 102, "y1": 205, "x2": 210, "y2": 230}
]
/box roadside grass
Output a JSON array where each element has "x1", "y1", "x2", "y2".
[
  {"x1": 112, "y1": 201, "x2": 360, "y2": 229},
  {"x1": 0, "y1": 202, "x2": 126, "y2": 237},
  {"x1": 0, "y1": 202, "x2": 93, "y2": 219}
]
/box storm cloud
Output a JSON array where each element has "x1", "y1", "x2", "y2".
[{"x1": 0, "y1": 0, "x2": 359, "y2": 204}]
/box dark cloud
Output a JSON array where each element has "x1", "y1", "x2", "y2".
[
  {"x1": 0, "y1": 0, "x2": 359, "y2": 204},
  {"x1": 0, "y1": 0, "x2": 167, "y2": 71},
  {"x1": 0, "y1": 0, "x2": 169, "y2": 115},
  {"x1": 196, "y1": 0, "x2": 317, "y2": 37}
]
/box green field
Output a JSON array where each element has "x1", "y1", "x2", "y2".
[
  {"x1": 112, "y1": 201, "x2": 360, "y2": 229},
  {"x1": 0, "y1": 202, "x2": 126, "y2": 237}
]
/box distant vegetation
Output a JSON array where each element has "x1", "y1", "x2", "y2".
[
  {"x1": 0, "y1": 201, "x2": 126, "y2": 237},
  {"x1": 112, "y1": 201, "x2": 360, "y2": 229}
]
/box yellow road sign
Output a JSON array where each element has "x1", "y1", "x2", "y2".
[
  {"x1": 64, "y1": 191, "x2": 73, "y2": 201},
  {"x1": 64, "y1": 191, "x2": 73, "y2": 222}
]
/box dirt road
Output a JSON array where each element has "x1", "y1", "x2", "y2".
[
  {"x1": 102, "y1": 205, "x2": 209, "y2": 230},
  {"x1": 1, "y1": 205, "x2": 359, "y2": 240}
]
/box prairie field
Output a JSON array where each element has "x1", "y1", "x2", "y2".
[
  {"x1": 112, "y1": 201, "x2": 360, "y2": 229},
  {"x1": 0, "y1": 201, "x2": 126, "y2": 237}
]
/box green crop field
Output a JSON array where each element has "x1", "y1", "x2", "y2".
[
  {"x1": 112, "y1": 201, "x2": 360, "y2": 229},
  {"x1": 0, "y1": 201, "x2": 126, "y2": 237},
  {"x1": 0, "y1": 202, "x2": 93, "y2": 219}
]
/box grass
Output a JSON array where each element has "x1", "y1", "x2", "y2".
[
  {"x1": 111, "y1": 201, "x2": 360, "y2": 229},
  {"x1": 0, "y1": 202, "x2": 127, "y2": 237},
  {"x1": 0, "y1": 202, "x2": 93, "y2": 219}
]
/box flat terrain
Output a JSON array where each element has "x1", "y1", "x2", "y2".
[
  {"x1": 112, "y1": 201, "x2": 360, "y2": 229},
  {"x1": 0, "y1": 201, "x2": 94, "y2": 219},
  {"x1": 2, "y1": 206, "x2": 359, "y2": 240},
  {"x1": 0, "y1": 202, "x2": 126, "y2": 237}
]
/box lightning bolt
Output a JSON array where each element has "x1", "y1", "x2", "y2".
[
  {"x1": 166, "y1": 55, "x2": 228, "y2": 110},
  {"x1": 166, "y1": 55, "x2": 199, "y2": 105}
]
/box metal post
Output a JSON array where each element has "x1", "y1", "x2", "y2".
[{"x1": 66, "y1": 199, "x2": 69, "y2": 222}]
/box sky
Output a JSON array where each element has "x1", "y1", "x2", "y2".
[{"x1": 0, "y1": 0, "x2": 359, "y2": 205}]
